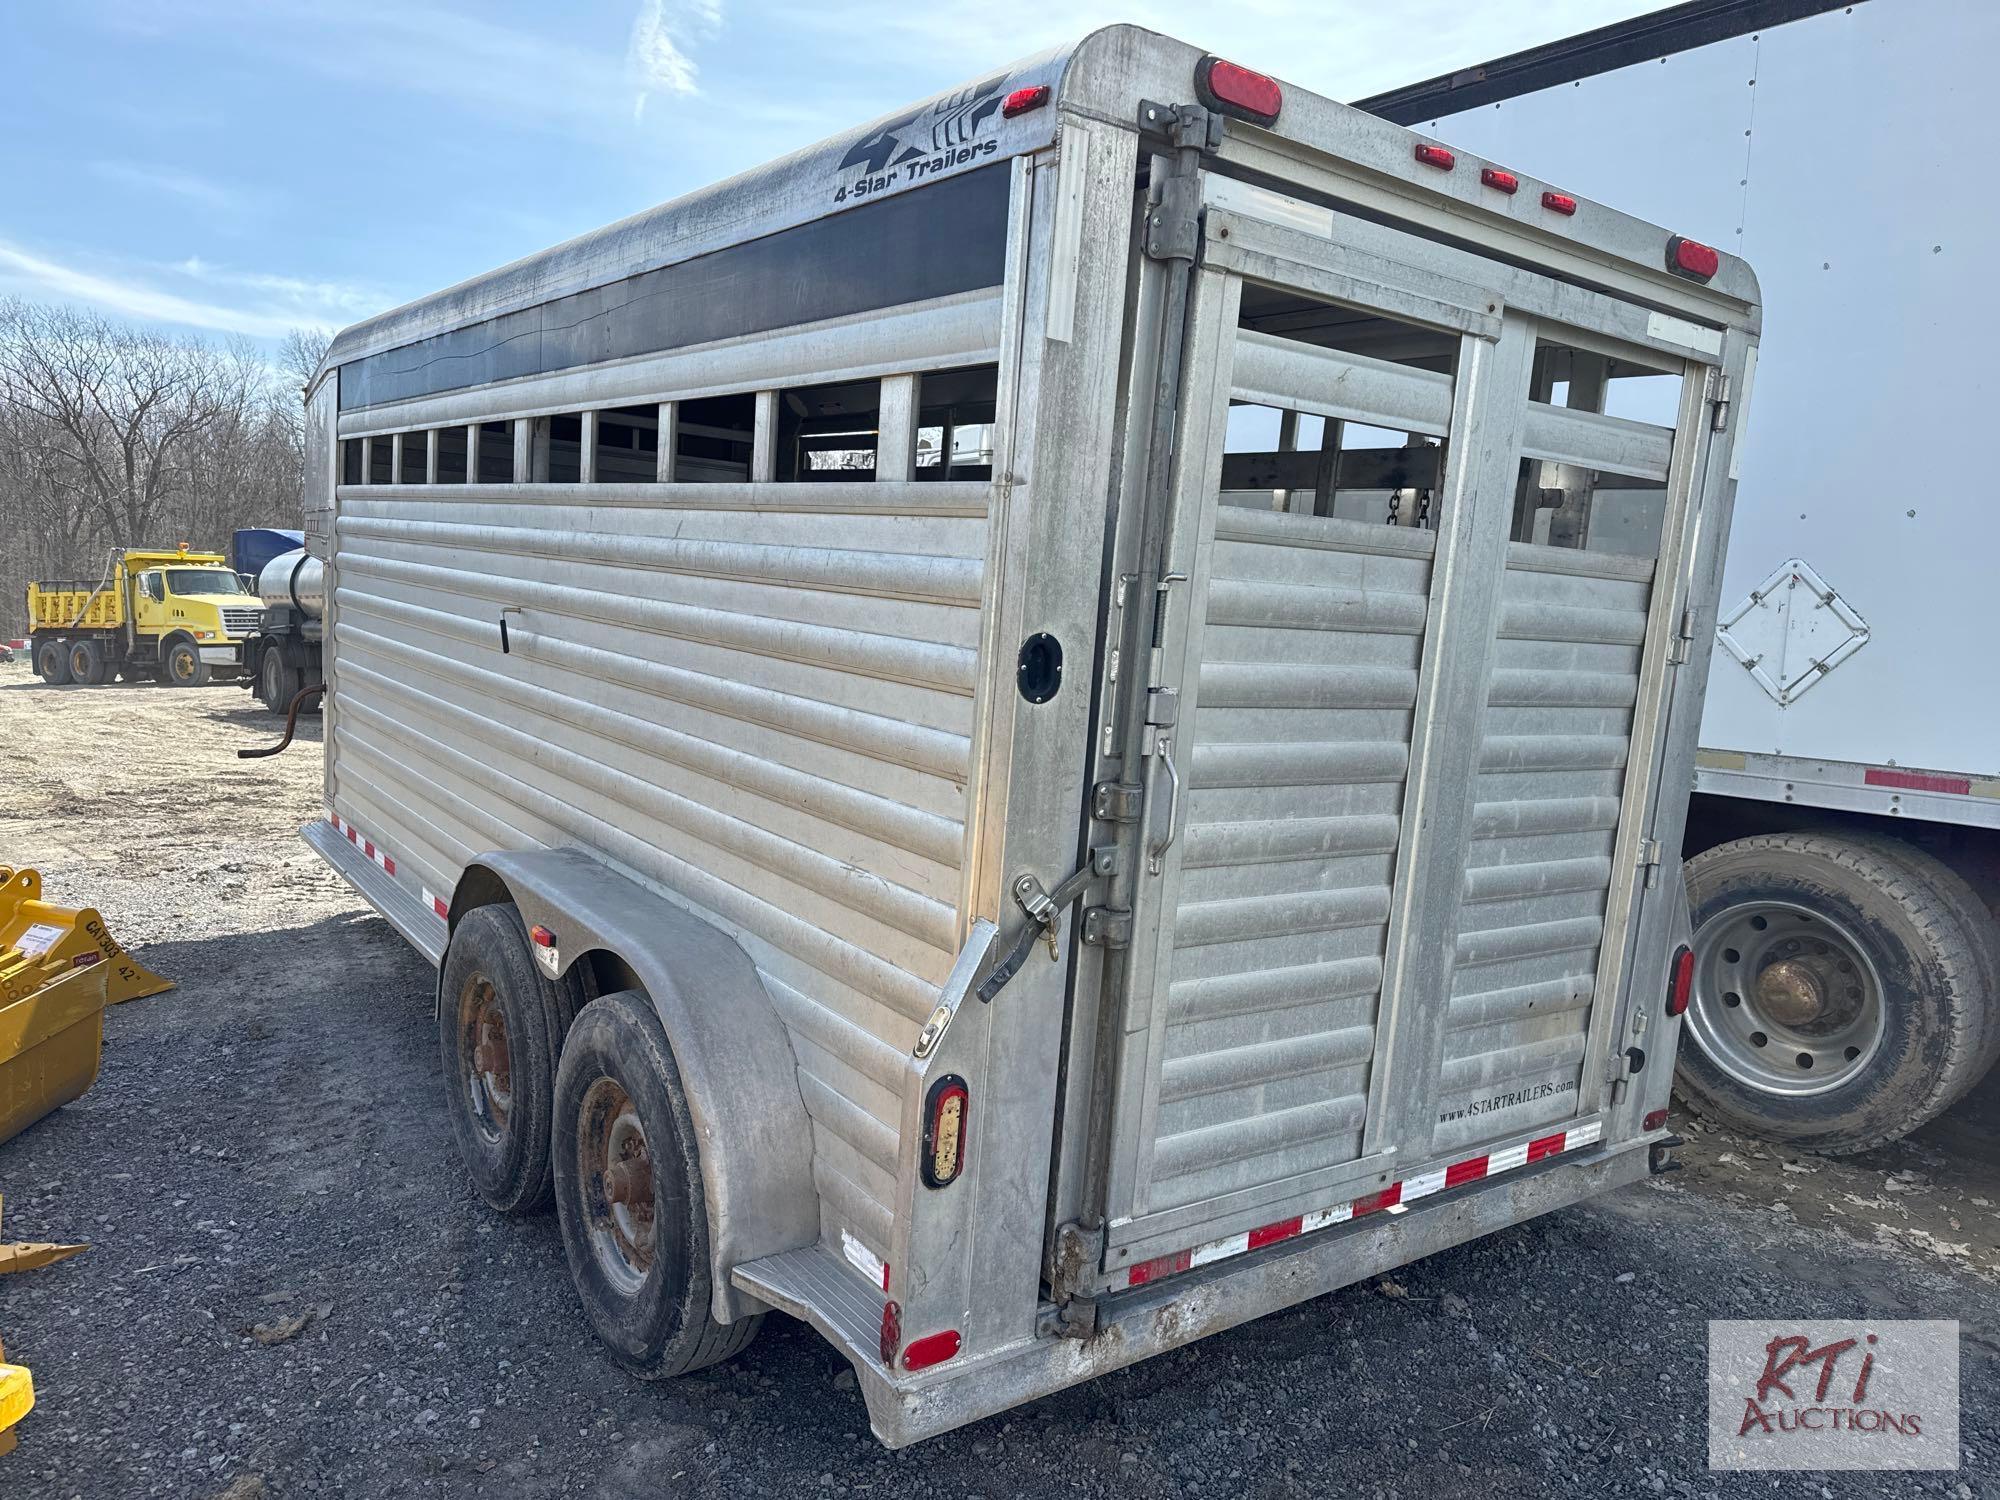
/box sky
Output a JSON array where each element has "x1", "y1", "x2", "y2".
[{"x1": 1, "y1": 0, "x2": 1671, "y2": 349}]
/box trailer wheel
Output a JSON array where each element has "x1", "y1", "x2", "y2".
[
  {"x1": 1678, "y1": 833, "x2": 1992, "y2": 1153},
  {"x1": 552, "y1": 989, "x2": 761, "y2": 1378},
  {"x1": 438, "y1": 903, "x2": 584, "y2": 1214},
  {"x1": 36, "y1": 639, "x2": 72, "y2": 685},
  {"x1": 161, "y1": 637, "x2": 210, "y2": 687},
  {"x1": 67, "y1": 639, "x2": 107, "y2": 686}
]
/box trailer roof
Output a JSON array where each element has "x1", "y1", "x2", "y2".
[{"x1": 321, "y1": 24, "x2": 1757, "y2": 395}]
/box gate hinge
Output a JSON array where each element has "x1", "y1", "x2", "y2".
[
  {"x1": 1138, "y1": 99, "x2": 1223, "y2": 153},
  {"x1": 1710, "y1": 373, "x2": 1733, "y2": 433},
  {"x1": 1044, "y1": 1219, "x2": 1107, "y2": 1329},
  {"x1": 1638, "y1": 837, "x2": 1664, "y2": 889},
  {"x1": 1081, "y1": 906, "x2": 1132, "y2": 948},
  {"x1": 1143, "y1": 173, "x2": 1202, "y2": 264},
  {"x1": 1667, "y1": 606, "x2": 1698, "y2": 665},
  {"x1": 1094, "y1": 780, "x2": 1144, "y2": 822}
]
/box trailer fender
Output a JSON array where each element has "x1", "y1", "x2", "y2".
[{"x1": 455, "y1": 847, "x2": 817, "y2": 1321}]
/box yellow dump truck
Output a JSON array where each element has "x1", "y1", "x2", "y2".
[{"x1": 27, "y1": 546, "x2": 262, "y2": 687}]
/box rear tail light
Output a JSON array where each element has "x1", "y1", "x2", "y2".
[
  {"x1": 529, "y1": 924, "x2": 556, "y2": 948},
  {"x1": 901, "y1": 1329, "x2": 962, "y2": 1371},
  {"x1": 1541, "y1": 191, "x2": 1578, "y2": 216},
  {"x1": 1644, "y1": 1108, "x2": 1670, "y2": 1131},
  {"x1": 1414, "y1": 143, "x2": 1455, "y2": 171},
  {"x1": 1667, "y1": 944, "x2": 1695, "y2": 1017},
  {"x1": 1480, "y1": 167, "x2": 1519, "y2": 194},
  {"x1": 921, "y1": 1075, "x2": 969, "y2": 1189},
  {"x1": 1002, "y1": 85, "x2": 1049, "y2": 118},
  {"x1": 1194, "y1": 57, "x2": 1282, "y2": 126},
  {"x1": 1666, "y1": 234, "x2": 1720, "y2": 281}
]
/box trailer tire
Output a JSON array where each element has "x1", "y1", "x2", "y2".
[
  {"x1": 36, "y1": 639, "x2": 72, "y2": 685},
  {"x1": 161, "y1": 637, "x2": 210, "y2": 687},
  {"x1": 438, "y1": 903, "x2": 580, "y2": 1215},
  {"x1": 552, "y1": 989, "x2": 761, "y2": 1379},
  {"x1": 67, "y1": 639, "x2": 107, "y2": 686},
  {"x1": 1677, "y1": 833, "x2": 1990, "y2": 1153}
]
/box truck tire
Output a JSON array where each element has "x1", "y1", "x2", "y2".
[
  {"x1": 552, "y1": 989, "x2": 761, "y2": 1378},
  {"x1": 35, "y1": 639, "x2": 71, "y2": 685},
  {"x1": 438, "y1": 903, "x2": 585, "y2": 1214},
  {"x1": 257, "y1": 647, "x2": 300, "y2": 712},
  {"x1": 1837, "y1": 832, "x2": 2000, "y2": 1091},
  {"x1": 161, "y1": 637, "x2": 211, "y2": 687},
  {"x1": 1678, "y1": 833, "x2": 1992, "y2": 1153},
  {"x1": 67, "y1": 639, "x2": 107, "y2": 686}
]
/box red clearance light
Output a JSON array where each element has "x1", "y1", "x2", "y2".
[
  {"x1": 1644, "y1": 1107, "x2": 1671, "y2": 1132},
  {"x1": 529, "y1": 924, "x2": 556, "y2": 948},
  {"x1": 1414, "y1": 143, "x2": 1455, "y2": 171},
  {"x1": 1541, "y1": 191, "x2": 1578, "y2": 216},
  {"x1": 1480, "y1": 167, "x2": 1519, "y2": 194},
  {"x1": 1002, "y1": 85, "x2": 1049, "y2": 118},
  {"x1": 920, "y1": 1075, "x2": 969, "y2": 1189},
  {"x1": 1195, "y1": 56, "x2": 1282, "y2": 126},
  {"x1": 1667, "y1": 945, "x2": 1695, "y2": 1017},
  {"x1": 1667, "y1": 234, "x2": 1720, "y2": 281},
  {"x1": 901, "y1": 1329, "x2": 962, "y2": 1372}
]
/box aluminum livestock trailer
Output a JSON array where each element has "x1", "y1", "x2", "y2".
[
  {"x1": 303, "y1": 26, "x2": 1760, "y2": 1444},
  {"x1": 1380, "y1": 0, "x2": 2000, "y2": 1154}
]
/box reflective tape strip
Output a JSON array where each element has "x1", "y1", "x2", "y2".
[
  {"x1": 329, "y1": 813, "x2": 396, "y2": 876},
  {"x1": 420, "y1": 889, "x2": 450, "y2": 923},
  {"x1": 1123, "y1": 1120, "x2": 1604, "y2": 1288}
]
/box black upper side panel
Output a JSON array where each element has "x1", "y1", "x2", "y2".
[{"x1": 339, "y1": 163, "x2": 1014, "y2": 412}]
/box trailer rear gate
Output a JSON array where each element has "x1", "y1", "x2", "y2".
[{"x1": 1075, "y1": 185, "x2": 1717, "y2": 1287}]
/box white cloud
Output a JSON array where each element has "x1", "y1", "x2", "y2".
[
  {"x1": 88, "y1": 161, "x2": 246, "y2": 214},
  {"x1": 0, "y1": 241, "x2": 390, "y2": 340},
  {"x1": 630, "y1": 0, "x2": 724, "y2": 117}
]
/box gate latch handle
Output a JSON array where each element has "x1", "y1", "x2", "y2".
[{"x1": 976, "y1": 865, "x2": 1096, "y2": 1004}]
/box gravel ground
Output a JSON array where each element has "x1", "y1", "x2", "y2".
[{"x1": 0, "y1": 663, "x2": 1994, "y2": 1499}]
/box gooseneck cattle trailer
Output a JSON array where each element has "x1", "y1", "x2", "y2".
[
  {"x1": 305, "y1": 27, "x2": 1760, "y2": 1445},
  {"x1": 1373, "y1": 0, "x2": 2000, "y2": 1153}
]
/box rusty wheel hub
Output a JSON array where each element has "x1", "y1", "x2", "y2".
[
  {"x1": 579, "y1": 1077, "x2": 656, "y2": 1293},
  {"x1": 457, "y1": 976, "x2": 513, "y2": 1139}
]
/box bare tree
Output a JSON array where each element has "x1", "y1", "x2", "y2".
[{"x1": 0, "y1": 300, "x2": 319, "y2": 634}]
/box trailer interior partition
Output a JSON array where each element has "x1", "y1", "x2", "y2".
[{"x1": 302, "y1": 25, "x2": 1761, "y2": 1446}]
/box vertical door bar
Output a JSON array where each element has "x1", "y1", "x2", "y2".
[
  {"x1": 578, "y1": 410, "x2": 597, "y2": 484},
  {"x1": 877, "y1": 374, "x2": 918, "y2": 481},
  {"x1": 1576, "y1": 352, "x2": 1730, "y2": 1108},
  {"x1": 751, "y1": 390, "x2": 777, "y2": 481},
  {"x1": 1098, "y1": 266, "x2": 1244, "y2": 1226},
  {"x1": 1367, "y1": 313, "x2": 1537, "y2": 1160},
  {"x1": 656, "y1": 400, "x2": 678, "y2": 482}
]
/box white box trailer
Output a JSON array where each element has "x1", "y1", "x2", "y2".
[
  {"x1": 302, "y1": 26, "x2": 1759, "y2": 1444},
  {"x1": 1394, "y1": 0, "x2": 2000, "y2": 1154}
]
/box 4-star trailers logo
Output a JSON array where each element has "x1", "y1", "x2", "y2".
[{"x1": 833, "y1": 76, "x2": 1009, "y2": 204}]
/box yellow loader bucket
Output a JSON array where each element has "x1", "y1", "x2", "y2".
[
  {"x1": 0, "y1": 1357, "x2": 30, "y2": 1457},
  {"x1": 0, "y1": 867, "x2": 171, "y2": 1149}
]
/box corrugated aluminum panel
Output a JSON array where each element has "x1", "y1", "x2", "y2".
[
  {"x1": 329, "y1": 481, "x2": 987, "y2": 1264},
  {"x1": 1137, "y1": 509, "x2": 1434, "y2": 1215},
  {"x1": 1436, "y1": 542, "x2": 1654, "y2": 1152}
]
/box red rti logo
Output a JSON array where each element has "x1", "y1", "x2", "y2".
[{"x1": 1738, "y1": 1331, "x2": 1921, "y2": 1438}]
